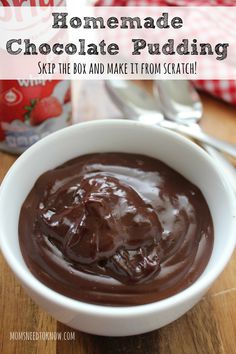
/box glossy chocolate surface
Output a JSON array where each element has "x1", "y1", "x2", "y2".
[{"x1": 19, "y1": 153, "x2": 214, "y2": 306}]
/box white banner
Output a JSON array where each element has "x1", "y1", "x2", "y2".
[{"x1": 0, "y1": 4, "x2": 235, "y2": 79}]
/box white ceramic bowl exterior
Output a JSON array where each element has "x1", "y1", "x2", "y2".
[{"x1": 0, "y1": 120, "x2": 236, "y2": 336}]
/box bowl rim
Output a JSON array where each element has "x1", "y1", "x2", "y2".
[{"x1": 1, "y1": 119, "x2": 236, "y2": 317}]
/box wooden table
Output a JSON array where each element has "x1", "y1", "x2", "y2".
[{"x1": 1, "y1": 92, "x2": 236, "y2": 354}]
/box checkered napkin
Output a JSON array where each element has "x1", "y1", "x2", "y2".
[{"x1": 95, "y1": 0, "x2": 236, "y2": 106}]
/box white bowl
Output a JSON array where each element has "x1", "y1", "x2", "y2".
[{"x1": 0, "y1": 120, "x2": 236, "y2": 336}]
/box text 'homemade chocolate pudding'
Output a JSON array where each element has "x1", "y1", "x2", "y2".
[{"x1": 19, "y1": 153, "x2": 214, "y2": 306}]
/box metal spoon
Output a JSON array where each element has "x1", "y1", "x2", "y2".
[
  {"x1": 154, "y1": 80, "x2": 236, "y2": 194},
  {"x1": 105, "y1": 80, "x2": 236, "y2": 159},
  {"x1": 154, "y1": 80, "x2": 203, "y2": 124},
  {"x1": 105, "y1": 79, "x2": 163, "y2": 124},
  {"x1": 105, "y1": 80, "x2": 236, "y2": 193}
]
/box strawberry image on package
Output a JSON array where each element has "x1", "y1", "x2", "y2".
[
  {"x1": 0, "y1": 80, "x2": 71, "y2": 154},
  {"x1": 0, "y1": 0, "x2": 70, "y2": 154}
]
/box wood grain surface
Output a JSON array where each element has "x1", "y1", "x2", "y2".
[{"x1": 0, "y1": 91, "x2": 236, "y2": 354}]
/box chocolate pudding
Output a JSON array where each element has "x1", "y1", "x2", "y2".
[{"x1": 19, "y1": 153, "x2": 214, "y2": 306}]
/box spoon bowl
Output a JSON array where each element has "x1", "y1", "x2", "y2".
[{"x1": 153, "y1": 80, "x2": 203, "y2": 124}]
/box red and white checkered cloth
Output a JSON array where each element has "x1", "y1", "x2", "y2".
[{"x1": 95, "y1": 0, "x2": 236, "y2": 106}]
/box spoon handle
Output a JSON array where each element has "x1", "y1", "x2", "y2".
[{"x1": 160, "y1": 120, "x2": 236, "y2": 159}]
